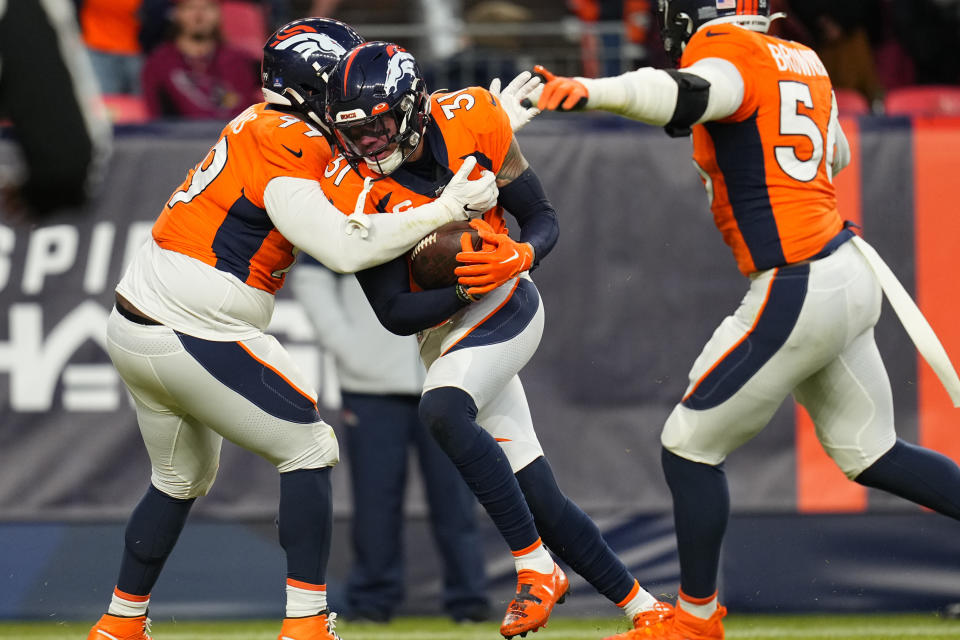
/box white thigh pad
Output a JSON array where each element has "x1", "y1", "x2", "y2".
[
  {"x1": 476, "y1": 376, "x2": 544, "y2": 471},
  {"x1": 422, "y1": 276, "x2": 544, "y2": 410}
]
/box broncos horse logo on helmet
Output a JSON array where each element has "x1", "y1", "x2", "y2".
[
  {"x1": 261, "y1": 17, "x2": 364, "y2": 130},
  {"x1": 383, "y1": 45, "x2": 418, "y2": 96},
  {"x1": 273, "y1": 30, "x2": 349, "y2": 60},
  {"x1": 658, "y1": 0, "x2": 782, "y2": 64},
  {"x1": 325, "y1": 42, "x2": 430, "y2": 176}
]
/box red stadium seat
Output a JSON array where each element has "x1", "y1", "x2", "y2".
[
  {"x1": 884, "y1": 85, "x2": 960, "y2": 117},
  {"x1": 220, "y1": 0, "x2": 267, "y2": 61},
  {"x1": 833, "y1": 88, "x2": 870, "y2": 116},
  {"x1": 101, "y1": 93, "x2": 149, "y2": 124}
]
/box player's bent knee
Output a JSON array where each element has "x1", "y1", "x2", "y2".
[
  {"x1": 827, "y1": 443, "x2": 892, "y2": 479},
  {"x1": 660, "y1": 436, "x2": 729, "y2": 467},
  {"x1": 151, "y1": 466, "x2": 218, "y2": 500},
  {"x1": 820, "y1": 431, "x2": 896, "y2": 479},
  {"x1": 660, "y1": 407, "x2": 733, "y2": 466},
  {"x1": 275, "y1": 421, "x2": 340, "y2": 473},
  {"x1": 419, "y1": 387, "x2": 479, "y2": 455}
]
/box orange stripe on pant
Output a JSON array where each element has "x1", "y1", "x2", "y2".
[
  {"x1": 914, "y1": 118, "x2": 960, "y2": 462},
  {"x1": 795, "y1": 117, "x2": 868, "y2": 513}
]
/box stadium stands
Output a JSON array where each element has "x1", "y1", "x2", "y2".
[
  {"x1": 101, "y1": 93, "x2": 149, "y2": 124},
  {"x1": 834, "y1": 88, "x2": 871, "y2": 116},
  {"x1": 884, "y1": 85, "x2": 960, "y2": 116},
  {"x1": 220, "y1": 0, "x2": 267, "y2": 61}
]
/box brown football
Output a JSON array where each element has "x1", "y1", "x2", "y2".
[{"x1": 410, "y1": 220, "x2": 482, "y2": 289}]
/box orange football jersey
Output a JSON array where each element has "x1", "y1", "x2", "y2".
[
  {"x1": 682, "y1": 26, "x2": 844, "y2": 275},
  {"x1": 321, "y1": 86, "x2": 513, "y2": 235},
  {"x1": 152, "y1": 103, "x2": 333, "y2": 293}
]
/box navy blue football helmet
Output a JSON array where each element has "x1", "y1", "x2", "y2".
[
  {"x1": 658, "y1": 0, "x2": 772, "y2": 64},
  {"x1": 261, "y1": 18, "x2": 364, "y2": 129},
  {"x1": 325, "y1": 42, "x2": 430, "y2": 175}
]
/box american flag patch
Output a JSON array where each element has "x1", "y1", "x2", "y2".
[{"x1": 716, "y1": 0, "x2": 737, "y2": 8}]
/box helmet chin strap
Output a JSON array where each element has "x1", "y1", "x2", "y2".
[
  {"x1": 282, "y1": 87, "x2": 330, "y2": 133},
  {"x1": 365, "y1": 147, "x2": 405, "y2": 175},
  {"x1": 364, "y1": 130, "x2": 423, "y2": 176}
]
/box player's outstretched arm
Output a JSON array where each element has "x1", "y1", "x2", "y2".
[
  {"x1": 265, "y1": 156, "x2": 497, "y2": 274},
  {"x1": 534, "y1": 65, "x2": 589, "y2": 112},
  {"x1": 535, "y1": 59, "x2": 743, "y2": 130}
]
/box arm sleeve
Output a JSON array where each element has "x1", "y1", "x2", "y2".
[
  {"x1": 355, "y1": 257, "x2": 468, "y2": 336},
  {"x1": 499, "y1": 167, "x2": 558, "y2": 269},
  {"x1": 831, "y1": 96, "x2": 852, "y2": 176},
  {"x1": 264, "y1": 176, "x2": 460, "y2": 274},
  {"x1": 580, "y1": 57, "x2": 744, "y2": 125}
]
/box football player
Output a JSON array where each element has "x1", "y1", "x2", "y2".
[
  {"x1": 536, "y1": 1, "x2": 960, "y2": 639},
  {"x1": 320, "y1": 42, "x2": 666, "y2": 639},
  {"x1": 86, "y1": 18, "x2": 500, "y2": 640}
]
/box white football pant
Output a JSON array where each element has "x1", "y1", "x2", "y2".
[
  {"x1": 106, "y1": 308, "x2": 339, "y2": 499},
  {"x1": 419, "y1": 274, "x2": 546, "y2": 472},
  {"x1": 662, "y1": 241, "x2": 897, "y2": 477}
]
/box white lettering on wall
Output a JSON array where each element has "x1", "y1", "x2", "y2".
[
  {"x1": 22, "y1": 225, "x2": 78, "y2": 294},
  {"x1": 84, "y1": 222, "x2": 115, "y2": 294},
  {"x1": 0, "y1": 225, "x2": 14, "y2": 293}
]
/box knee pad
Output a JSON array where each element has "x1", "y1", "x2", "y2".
[
  {"x1": 821, "y1": 436, "x2": 895, "y2": 480},
  {"x1": 276, "y1": 422, "x2": 340, "y2": 473},
  {"x1": 419, "y1": 387, "x2": 480, "y2": 457},
  {"x1": 151, "y1": 463, "x2": 218, "y2": 500},
  {"x1": 660, "y1": 406, "x2": 732, "y2": 467}
]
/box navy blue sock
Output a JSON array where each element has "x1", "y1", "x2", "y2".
[
  {"x1": 419, "y1": 387, "x2": 539, "y2": 552},
  {"x1": 856, "y1": 439, "x2": 960, "y2": 519},
  {"x1": 661, "y1": 447, "x2": 728, "y2": 599},
  {"x1": 117, "y1": 484, "x2": 195, "y2": 595},
  {"x1": 279, "y1": 467, "x2": 333, "y2": 584},
  {"x1": 516, "y1": 456, "x2": 636, "y2": 604}
]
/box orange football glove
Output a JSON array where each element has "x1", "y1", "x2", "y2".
[
  {"x1": 455, "y1": 222, "x2": 534, "y2": 295},
  {"x1": 534, "y1": 64, "x2": 588, "y2": 112}
]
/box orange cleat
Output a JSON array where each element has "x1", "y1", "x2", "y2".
[
  {"x1": 601, "y1": 601, "x2": 674, "y2": 639},
  {"x1": 87, "y1": 614, "x2": 152, "y2": 640},
  {"x1": 602, "y1": 602, "x2": 726, "y2": 640},
  {"x1": 278, "y1": 611, "x2": 342, "y2": 640},
  {"x1": 500, "y1": 562, "x2": 570, "y2": 639}
]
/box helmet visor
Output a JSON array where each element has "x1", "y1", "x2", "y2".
[{"x1": 333, "y1": 112, "x2": 401, "y2": 162}]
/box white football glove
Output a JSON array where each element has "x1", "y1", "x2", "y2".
[
  {"x1": 490, "y1": 71, "x2": 542, "y2": 132},
  {"x1": 436, "y1": 155, "x2": 499, "y2": 220}
]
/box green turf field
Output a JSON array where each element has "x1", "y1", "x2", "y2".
[{"x1": 3, "y1": 614, "x2": 960, "y2": 640}]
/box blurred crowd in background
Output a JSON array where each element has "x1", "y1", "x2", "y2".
[{"x1": 74, "y1": 0, "x2": 960, "y2": 123}]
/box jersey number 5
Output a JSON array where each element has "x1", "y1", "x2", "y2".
[{"x1": 774, "y1": 81, "x2": 838, "y2": 183}]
